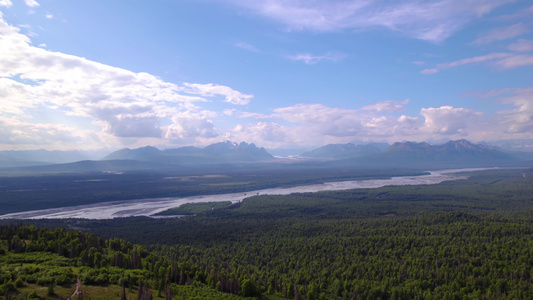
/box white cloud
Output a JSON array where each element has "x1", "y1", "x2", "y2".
[
  {"x1": 209, "y1": 90, "x2": 533, "y2": 148},
  {"x1": 0, "y1": 116, "x2": 95, "y2": 149},
  {"x1": 237, "y1": 111, "x2": 270, "y2": 119},
  {"x1": 165, "y1": 113, "x2": 218, "y2": 141},
  {"x1": 0, "y1": 0, "x2": 12, "y2": 7},
  {"x1": 272, "y1": 104, "x2": 365, "y2": 138},
  {"x1": 508, "y1": 39, "x2": 533, "y2": 52},
  {"x1": 361, "y1": 99, "x2": 410, "y2": 112},
  {"x1": 271, "y1": 102, "x2": 418, "y2": 139},
  {"x1": 396, "y1": 115, "x2": 420, "y2": 130},
  {"x1": 493, "y1": 87, "x2": 533, "y2": 134},
  {"x1": 420, "y1": 106, "x2": 482, "y2": 135},
  {"x1": 0, "y1": 14, "x2": 250, "y2": 149},
  {"x1": 493, "y1": 54, "x2": 533, "y2": 69},
  {"x1": 226, "y1": 0, "x2": 512, "y2": 42},
  {"x1": 45, "y1": 13, "x2": 53, "y2": 19},
  {"x1": 0, "y1": 78, "x2": 36, "y2": 115},
  {"x1": 24, "y1": 0, "x2": 39, "y2": 7},
  {"x1": 223, "y1": 109, "x2": 236, "y2": 116},
  {"x1": 232, "y1": 122, "x2": 288, "y2": 146},
  {"x1": 287, "y1": 52, "x2": 346, "y2": 64},
  {"x1": 472, "y1": 23, "x2": 529, "y2": 45},
  {"x1": 182, "y1": 83, "x2": 253, "y2": 105},
  {"x1": 203, "y1": 87, "x2": 533, "y2": 147}
]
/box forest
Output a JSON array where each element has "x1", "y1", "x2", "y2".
[{"x1": 1, "y1": 167, "x2": 533, "y2": 299}]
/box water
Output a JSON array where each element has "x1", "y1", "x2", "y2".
[{"x1": 0, "y1": 168, "x2": 492, "y2": 219}]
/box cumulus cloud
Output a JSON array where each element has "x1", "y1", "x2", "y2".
[
  {"x1": 0, "y1": 14, "x2": 250, "y2": 149},
  {"x1": 493, "y1": 87, "x2": 533, "y2": 134},
  {"x1": 271, "y1": 102, "x2": 421, "y2": 140},
  {"x1": 0, "y1": 78, "x2": 36, "y2": 115},
  {"x1": 105, "y1": 115, "x2": 162, "y2": 138},
  {"x1": 0, "y1": 0, "x2": 12, "y2": 7},
  {"x1": 232, "y1": 122, "x2": 288, "y2": 145},
  {"x1": 0, "y1": 116, "x2": 93, "y2": 148},
  {"x1": 165, "y1": 113, "x2": 218, "y2": 141},
  {"x1": 229, "y1": 100, "x2": 502, "y2": 146},
  {"x1": 215, "y1": 90, "x2": 533, "y2": 148},
  {"x1": 272, "y1": 104, "x2": 364, "y2": 139},
  {"x1": 287, "y1": 52, "x2": 346, "y2": 64},
  {"x1": 420, "y1": 106, "x2": 483, "y2": 135},
  {"x1": 471, "y1": 23, "x2": 529, "y2": 45},
  {"x1": 225, "y1": 0, "x2": 512, "y2": 42}
]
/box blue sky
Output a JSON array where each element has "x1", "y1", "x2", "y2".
[{"x1": 1, "y1": 0, "x2": 533, "y2": 152}]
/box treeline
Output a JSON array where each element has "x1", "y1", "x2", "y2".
[
  {"x1": 2, "y1": 168, "x2": 533, "y2": 299},
  {"x1": 4, "y1": 212, "x2": 533, "y2": 299},
  {"x1": 0, "y1": 224, "x2": 262, "y2": 299}
]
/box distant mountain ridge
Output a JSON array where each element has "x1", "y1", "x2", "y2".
[
  {"x1": 386, "y1": 139, "x2": 503, "y2": 158},
  {"x1": 300, "y1": 143, "x2": 387, "y2": 159},
  {"x1": 103, "y1": 141, "x2": 275, "y2": 164},
  {"x1": 342, "y1": 139, "x2": 520, "y2": 169},
  {"x1": 0, "y1": 149, "x2": 109, "y2": 168},
  {"x1": 1, "y1": 139, "x2": 529, "y2": 171}
]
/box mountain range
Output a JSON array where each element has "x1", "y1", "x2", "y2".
[
  {"x1": 1, "y1": 139, "x2": 531, "y2": 171},
  {"x1": 335, "y1": 139, "x2": 528, "y2": 169},
  {"x1": 0, "y1": 149, "x2": 110, "y2": 168},
  {"x1": 103, "y1": 141, "x2": 274, "y2": 164},
  {"x1": 300, "y1": 143, "x2": 389, "y2": 160}
]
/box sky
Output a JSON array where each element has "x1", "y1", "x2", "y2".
[{"x1": 1, "y1": 0, "x2": 533, "y2": 153}]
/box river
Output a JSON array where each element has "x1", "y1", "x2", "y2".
[{"x1": 0, "y1": 168, "x2": 493, "y2": 219}]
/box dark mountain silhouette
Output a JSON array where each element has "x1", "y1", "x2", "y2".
[{"x1": 301, "y1": 143, "x2": 385, "y2": 159}]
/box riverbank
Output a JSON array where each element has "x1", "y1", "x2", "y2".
[{"x1": 0, "y1": 168, "x2": 495, "y2": 219}]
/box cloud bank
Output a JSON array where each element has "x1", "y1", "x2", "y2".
[{"x1": 0, "y1": 12, "x2": 251, "y2": 149}]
